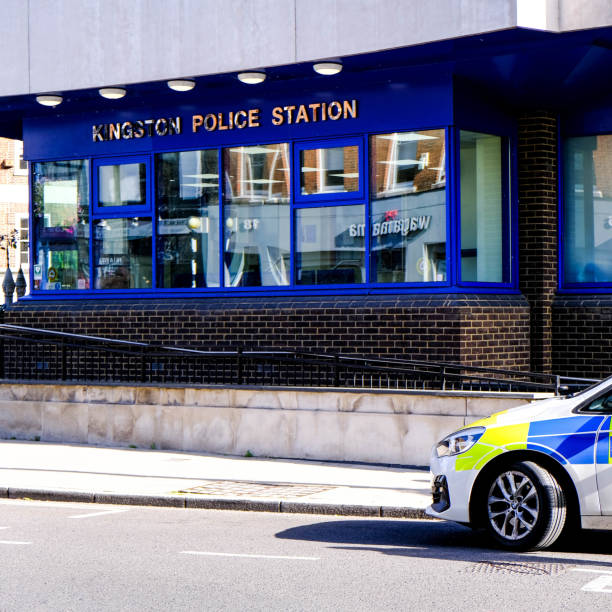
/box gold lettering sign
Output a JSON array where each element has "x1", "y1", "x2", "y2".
[
  {"x1": 92, "y1": 99, "x2": 358, "y2": 141},
  {"x1": 92, "y1": 117, "x2": 182, "y2": 142}
]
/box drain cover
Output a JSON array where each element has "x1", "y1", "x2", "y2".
[
  {"x1": 180, "y1": 480, "x2": 334, "y2": 499},
  {"x1": 467, "y1": 561, "x2": 569, "y2": 576}
]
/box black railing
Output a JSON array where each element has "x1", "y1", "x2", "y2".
[{"x1": 0, "y1": 324, "x2": 599, "y2": 395}]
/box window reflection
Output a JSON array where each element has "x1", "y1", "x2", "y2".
[
  {"x1": 98, "y1": 162, "x2": 146, "y2": 207},
  {"x1": 296, "y1": 205, "x2": 365, "y2": 285},
  {"x1": 32, "y1": 160, "x2": 90, "y2": 290},
  {"x1": 300, "y1": 145, "x2": 359, "y2": 195},
  {"x1": 371, "y1": 131, "x2": 445, "y2": 197},
  {"x1": 370, "y1": 131, "x2": 446, "y2": 282},
  {"x1": 94, "y1": 218, "x2": 152, "y2": 289},
  {"x1": 224, "y1": 144, "x2": 289, "y2": 203},
  {"x1": 156, "y1": 150, "x2": 220, "y2": 288},
  {"x1": 564, "y1": 135, "x2": 612, "y2": 283},
  {"x1": 460, "y1": 131, "x2": 505, "y2": 283},
  {"x1": 223, "y1": 144, "x2": 290, "y2": 286}
]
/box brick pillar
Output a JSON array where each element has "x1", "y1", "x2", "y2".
[{"x1": 518, "y1": 112, "x2": 558, "y2": 373}]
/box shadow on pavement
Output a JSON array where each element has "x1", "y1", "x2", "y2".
[{"x1": 275, "y1": 518, "x2": 612, "y2": 565}]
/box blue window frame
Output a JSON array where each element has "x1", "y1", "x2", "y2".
[
  {"x1": 31, "y1": 159, "x2": 90, "y2": 291},
  {"x1": 561, "y1": 133, "x2": 612, "y2": 291},
  {"x1": 369, "y1": 129, "x2": 449, "y2": 286},
  {"x1": 456, "y1": 130, "x2": 512, "y2": 287},
  {"x1": 92, "y1": 155, "x2": 154, "y2": 290},
  {"x1": 156, "y1": 148, "x2": 221, "y2": 289},
  {"x1": 222, "y1": 143, "x2": 291, "y2": 287},
  {"x1": 293, "y1": 137, "x2": 364, "y2": 204},
  {"x1": 29, "y1": 128, "x2": 517, "y2": 298},
  {"x1": 292, "y1": 138, "x2": 367, "y2": 287},
  {"x1": 93, "y1": 156, "x2": 152, "y2": 216}
]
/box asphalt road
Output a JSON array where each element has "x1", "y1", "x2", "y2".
[{"x1": 1, "y1": 499, "x2": 611, "y2": 611}]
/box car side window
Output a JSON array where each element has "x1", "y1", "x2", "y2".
[{"x1": 583, "y1": 392, "x2": 612, "y2": 413}]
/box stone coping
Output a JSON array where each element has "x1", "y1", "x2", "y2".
[{"x1": 0, "y1": 380, "x2": 555, "y2": 400}]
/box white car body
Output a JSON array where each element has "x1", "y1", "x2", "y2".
[{"x1": 427, "y1": 378, "x2": 612, "y2": 539}]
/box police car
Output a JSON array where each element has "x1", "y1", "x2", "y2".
[{"x1": 427, "y1": 377, "x2": 612, "y2": 550}]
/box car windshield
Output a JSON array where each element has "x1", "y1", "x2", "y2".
[{"x1": 567, "y1": 373, "x2": 612, "y2": 399}]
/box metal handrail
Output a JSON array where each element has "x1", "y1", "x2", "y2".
[{"x1": 0, "y1": 323, "x2": 599, "y2": 394}]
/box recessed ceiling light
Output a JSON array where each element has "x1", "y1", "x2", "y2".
[
  {"x1": 313, "y1": 61, "x2": 343, "y2": 76},
  {"x1": 36, "y1": 94, "x2": 63, "y2": 107},
  {"x1": 237, "y1": 71, "x2": 266, "y2": 84},
  {"x1": 99, "y1": 87, "x2": 127, "y2": 99},
  {"x1": 167, "y1": 79, "x2": 196, "y2": 92}
]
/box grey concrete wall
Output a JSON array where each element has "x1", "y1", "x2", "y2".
[
  {"x1": 559, "y1": 0, "x2": 612, "y2": 31},
  {"x1": 2, "y1": 1, "x2": 609, "y2": 98},
  {"x1": 0, "y1": 383, "x2": 549, "y2": 466}
]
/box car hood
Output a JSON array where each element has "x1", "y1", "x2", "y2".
[{"x1": 470, "y1": 395, "x2": 573, "y2": 429}]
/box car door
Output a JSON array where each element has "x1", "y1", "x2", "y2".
[
  {"x1": 581, "y1": 391, "x2": 612, "y2": 514},
  {"x1": 596, "y1": 413, "x2": 612, "y2": 514}
]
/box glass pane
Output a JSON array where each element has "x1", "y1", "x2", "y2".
[
  {"x1": 223, "y1": 144, "x2": 290, "y2": 286},
  {"x1": 370, "y1": 131, "x2": 446, "y2": 283},
  {"x1": 156, "y1": 150, "x2": 220, "y2": 288},
  {"x1": 371, "y1": 130, "x2": 445, "y2": 198},
  {"x1": 300, "y1": 145, "x2": 359, "y2": 195},
  {"x1": 98, "y1": 162, "x2": 146, "y2": 207},
  {"x1": 460, "y1": 131, "x2": 505, "y2": 283},
  {"x1": 296, "y1": 205, "x2": 365, "y2": 285},
  {"x1": 94, "y1": 218, "x2": 152, "y2": 289},
  {"x1": 32, "y1": 159, "x2": 90, "y2": 290},
  {"x1": 564, "y1": 135, "x2": 612, "y2": 283}
]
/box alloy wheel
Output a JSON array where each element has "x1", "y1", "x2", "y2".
[{"x1": 487, "y1": 470, "x2": 539, "y2": 541}]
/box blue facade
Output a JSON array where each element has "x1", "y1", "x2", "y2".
[{"x1": 21, "y1": 67, "x2": 519, "y2": 300}]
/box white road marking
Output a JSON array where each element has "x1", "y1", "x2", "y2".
[
  {"x1": 571, "y1": 568, "x2": 612, "y2": 593},
  {"x1": 581, "y1": 575, "x2": 612, "y2": 593},
  {"x1": 0, "y1": 540, "x2": 32, "y2": 545},
  {"x1": 572, "y1": 568, "x2": 612, "y2": 576},
  {"x1": 0, "y1": 527, "x2": 8, "y2": 530},
  {"x1": 0, "y1": 499, "x2": 98, "y2": 510},
  {"x1": 69, "y1": 509, "x2": 130, "y2": 519},
  {"x1": 181, "y1": 551, "x2": 319, "y2": 561}
]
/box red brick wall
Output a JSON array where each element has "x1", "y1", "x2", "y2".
[{"x1": 4, "y1": 294, "x2": 531, "y2": 369}]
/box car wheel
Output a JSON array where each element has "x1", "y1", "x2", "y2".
[{"x1": 483, "y1": 461, "x2": 567, "y2": 551}]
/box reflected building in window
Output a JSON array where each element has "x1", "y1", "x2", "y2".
[
  {"x1": 0, "y1": 138, "x2": 30, "y2": 297},
  {"x1": 370, "y1": 130, "x2": 447, "y2": 283},
  {"x1": 156, "y1": 149, "x2": 220, "y2": 288},
  {"x1": 223, "y1": 144, "x2": 290, "y2": 286}
]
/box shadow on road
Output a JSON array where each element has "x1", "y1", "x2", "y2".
[{"x1": 275, "y1": 518, "x2": 612, "y2": 566}]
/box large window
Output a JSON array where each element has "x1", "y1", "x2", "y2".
[
  {"x1": 459, "y1": 131, "x2": 508, "y2": 284},
  {"x1": 32, "y1": 159, "x2": 90, "y2": 290},
  {"x1": 31, "y1": 127, "x2": 513, "y2": 295},
  {"x1": 563, "y1": 135, "x2": 612, "y2": 284},
  {"x1": 93, "y1": 157, "x2": 152, "y2": 290},
  {"x1": 156, "y1": 150, "x2": 220, "y2": 288},
  {"x1": 370, "y1": 130, "x2": 446, "y2": 283},
  {"x1": 223, "y1": 144, "x2": 290, "y2": 286}
]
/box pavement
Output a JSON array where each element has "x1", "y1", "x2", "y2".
[{"x1": 0, "y1": 440, "x2": 432, "y2": 518}]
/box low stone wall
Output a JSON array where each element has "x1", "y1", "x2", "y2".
[{"x1": 0, "y1": 383, "x2": 550, "y2": 466}]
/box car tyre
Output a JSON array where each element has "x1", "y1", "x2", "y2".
[{"x1": 482, "y1": 461, "x2": 567, "y2": 551}]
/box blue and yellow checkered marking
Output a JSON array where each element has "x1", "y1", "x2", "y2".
[
  {"x1": 527, "y1": 415, "x2": 604, "y2": 465},
  {"x1": 595, "y1": 416, "x2": 611, "y2": 465},
  {"x1": 456, "y1": 413, "x2": 611, "y2": 471}
]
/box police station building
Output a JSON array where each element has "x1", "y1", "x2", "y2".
[{"x1": 4, "y1": 0, "x2": 612, "y2": 379}]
